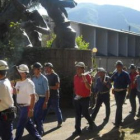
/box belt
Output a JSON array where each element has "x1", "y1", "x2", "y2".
[
  {"x1": 100, "y1": 91, "x2": 109, "y2": 94},
  {"x1": 18, "y1": 104, "x2": 29, "y2": 107},
  {"x1": 38, "y1": 95, "x2": 45, "y2": 97},
  {"x1": 114, "y1": 88, "x2": 127, "y2": 92}
]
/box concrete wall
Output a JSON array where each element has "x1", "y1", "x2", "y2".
[
  {"x1": 108, "y1": 31, "x2": 119, "y2": 56},
  {"x1": 96, "y1": 56, "x2": 140, "y2": 72},
  {"x1": 119, "y1": 33, "x2": 128, "y2": 57},
  {"x1": 96, "y1": 29, "x2": 108, "y2": 56},
  {"x1": 135, "y1": 36, "x2": 140, "y2": 57},
  {"x1": 128, "y1": 35, "x2": 135, "y2": 57},
  {"x1": 81, "y1": 25, "x2": 96, "y2": 49}
]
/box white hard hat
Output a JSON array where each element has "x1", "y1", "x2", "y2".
[
  {"x1": 0, "y1": 60, "x2": 9, "y2": 70},
  {"x1": 97, "y1": 67, "x2": 106, "y2": 73},
  {"x1": 17, "y1": 64, "x2": 29, "y2": 73},
  {"x1": 75, "y1": 62, "x2": 85, "y2": 68}
]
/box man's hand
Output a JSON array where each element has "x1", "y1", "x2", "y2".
[
  {"x1": 82, "y1": 75, "x2": 88, "y2": 83},
  {"x1": 28, "y1": 109, "x2": 34, "y2": 118},
  {"x1": 43, "y1": 102, "x2": 47, "y2": 110}
]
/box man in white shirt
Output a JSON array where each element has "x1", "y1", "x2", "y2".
[
  {"x1": 0, "y1": 60, "x2": 14, "y2": 140},
  {"x1": 14, "y1": 64, "x2": 42, "y2": 140}
]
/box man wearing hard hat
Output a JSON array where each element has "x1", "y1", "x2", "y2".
[
  {"x1": 111, "y1": 60, "x2": 131, "y2": 127},
  {"x1": 91, "y1": 67, "x2": 112, "y2": 123},
  {"x1": 14, "y1": 64, "x2": 42, "y2": 140},
  {"x1": 0, "y1": 60, "x2": 15, "y2": 140},
  {"x1": 73, "y1": 62, "x2": 93, "y2": 136}
]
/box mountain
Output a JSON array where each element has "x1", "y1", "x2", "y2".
[{"x1": 67, "y1": 3, "x2": 140, "y2": 33}]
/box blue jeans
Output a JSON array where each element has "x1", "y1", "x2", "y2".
[
  {"x1": 43, "y1": 98, "x2": 63, "y2": 123},
  {"x1": 0, "y1": 119, "x2": 13, "y2": 140},
  {"x1": 15, "y1": 106, "x2": 41, "y2": 140},
  {"x1": 34, "y1": 97, "x2": 45, "y2": 135}
]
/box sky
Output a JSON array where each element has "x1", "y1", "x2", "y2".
[{"x1": 75, "y1": 0, "x2": 140, "y2": 11}]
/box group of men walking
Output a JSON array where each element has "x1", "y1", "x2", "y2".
[
  {"x1": 1, "y1": 59, "x2": 140, "y2": 139},
  {"x1": 0, "y1": 60, "x2": 62, "y2": 140}
]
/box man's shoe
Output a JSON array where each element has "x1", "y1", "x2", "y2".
[
  {"x1": 136, "y1": 113, "x2": 140, "y2": 118},
  {"x1": 129, "y1": 111, "x2": 136, "y2": 116},
  {"x1": 112, "y1": 122, "x2": 123, "y2": 128},
  {"x1": 57, "y1": 122, "x2": 62, "y2": 127},
  {"x1": 72, "y1": 130, "x2": 82, "y2": 136},
  {"x1": 104, "y1": 118, "x2": 109, "y2": 122}
]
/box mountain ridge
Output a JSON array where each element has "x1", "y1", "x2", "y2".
[{"x1": 67, "y1": 3, "x2": 140, "y2": 33}]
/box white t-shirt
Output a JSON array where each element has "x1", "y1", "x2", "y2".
[
  {"x1": 15, "y1": 78, "x2": 35, "y2": 105},
  {"x1": 0, "y1": 78, "x2": 14, "y2": 112}
]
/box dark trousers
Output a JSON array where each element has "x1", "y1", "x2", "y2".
[
  {"x1": 92, "y1": 93, "x2": 110, "y2": 121},
  {"x1": 129, "y1": 88, "x2": 137, "y2": 113},
  {"x1": 34, "y1": 97, "x2": 45, "y2": 135},
  {"x1": 114, "y1": 91, "x2": 126, "y2": 125},
  {"x1": 15, "y1": 106, "x2": 41, "y2": 140},
  {"x1": 0, "y1": 120, "x2": 13, "y2": 140},
  {"x1": 43, "y1": 97, "x2": 63, "y2": 123},
  {"x1": 74, "y1": 97, "x2": 93, "y2": 132}
]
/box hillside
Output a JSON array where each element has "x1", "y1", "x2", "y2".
[{"x1": 67, "y1": 3, "x2": 140, "y2": 33}]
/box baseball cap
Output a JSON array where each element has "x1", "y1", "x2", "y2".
[{"x1": 32, "y1": 62, "x2": 42, "y2": 69}]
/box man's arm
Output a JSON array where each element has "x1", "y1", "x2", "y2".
[
  {"x1": 50, "y1": 83, "x2": 60, "y2": 90},
  {"x1": 50, "y1": 74, "x2": 60, "y2": 90},
  {"x1": 82, "y1": 75, "x2": 92, "y2": 90},
  {"x1": 42, "y1": 78, "x2": 50, "y2": 109},
  {"x1": 28, "y1": 94, "x2": 35, "y2": 118}
]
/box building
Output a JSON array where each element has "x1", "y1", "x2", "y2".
[{"x1": 71, "y1": 21, "x2": 140, "y2": 71}]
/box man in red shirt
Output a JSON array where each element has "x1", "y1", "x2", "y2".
[
  {"x1": 129, "y1": 64, "x2": 138, "y2": 116},
  {"x1": 73, "y1": 62, "x2": 93, "y2": 136}
]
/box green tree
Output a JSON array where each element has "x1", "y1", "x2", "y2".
[
  {"x1": 46, "y1": 34, "x2": 56, "y2": 48},
  {"x1": 76, "y1": 35, "x2": 89, "y2": 50}
]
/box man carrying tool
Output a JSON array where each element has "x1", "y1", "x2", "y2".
[
  {"x1": 0, "y1": 60, "x2": 15, "y2": 140},
  {"x1": 111, "y1": 60, "x2": 131, "y2": 127},
  {"x1": 91, "y1": 67, "x2": 112, "y2": 123},
  {"x1": 73, "y1": 62, "x2": 93, "y2": 136}
]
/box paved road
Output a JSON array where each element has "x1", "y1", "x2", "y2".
[{"x1": 13, "y1": 97, "x2": 140, "y2": 140}]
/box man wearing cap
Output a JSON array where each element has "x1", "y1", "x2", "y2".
[
  {"x1": 73, "y1": 62, "x2": 93, "y2": 135},
  {"x1": 0, "y1": 60, "x2": 14, "y2": 140},
  {"x1": 135, "y1": 67, "x2": 140, "y2": 117},
  {"x1": 14, "y1": 64, "x2": 42, "y2": 140},
  {"x1": 128, "y1": 64, "x2": 138, "y2": 116},
  {"x1": 43, "y1": 63, "x2": 63, "y2": 127},
  {"x1": 111, "y1": 60, "x2": 131, "y2": 127},
  {"x1": 32, "y1": 62, "x2": 49, "y2": 136},
  {"x1": 91, "y1": 67, "x2": 112, "y2": 123}
]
